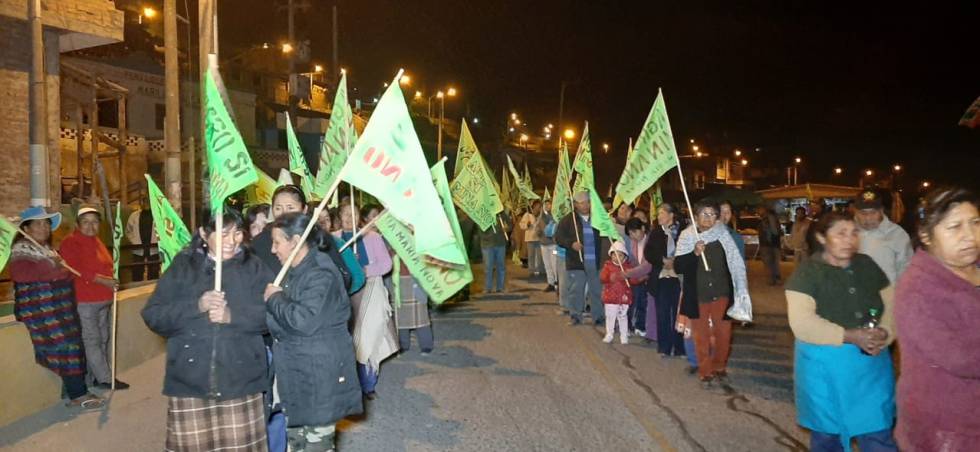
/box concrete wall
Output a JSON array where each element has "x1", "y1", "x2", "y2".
[{"x1": 0, "y1": 285, "x2": 164, "y2": 428}]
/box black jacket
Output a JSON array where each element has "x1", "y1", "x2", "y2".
[
  {"x1": 643, "y1": 224, "x2": 676, "y2": 295},
  {"x1": 267, "y1": 249, "x2": 363, "y2": 426},
  {"x1": 674, "y1": 242, "x2": 734, "y2": 320},
  {"x1": 253, "y1": 226, "x2": 353, "y2": 292},
  {"x1": 142, "y1": 248, "x2": 272, "y2": 400},
  {"x1": 554, "y1": 212, "x2": 606, "y2": 271}
]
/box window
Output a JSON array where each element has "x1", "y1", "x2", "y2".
[
  {"x1": 98, "y1": 98, "x2": 119, "y2": 128},
  {"x1": 155, "y1": 103, "x2": 165, "y2": 131}
]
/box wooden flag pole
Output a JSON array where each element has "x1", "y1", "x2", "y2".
[
  {"x1": 559, "y1": 138, "x2": 584, "y2": 261},
  {"x1": 497, "y1": 215, "x2": 509, "y2": 242},
  {"x1": 274, "y1": 164, "x2": 351, "y2": 286},
  {"x1": 344, "y1": 119, "x2": 359, "y2": 256},
  {"x1": 339, "y1": 209, "x2": 388, "y2": 252},
  {"x1": 666, "y1": 108, "x2": 710, "y2": 271},
  {"x1": 214, "y1": 212, "x2": 223, "y2": 291},
  {"x1": 615, "y1": 255, "x2": 631, "y2": 288},
  {"x1": 16, "y1": 231, "x2": 82, "y2": 277},
  {"x1": 110, "y1": 287, "x2": 117, "y2": 390}
]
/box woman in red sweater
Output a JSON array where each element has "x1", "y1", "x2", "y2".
[{"x1": 59, "y1": 207, "x2": 128, "y2": 390}]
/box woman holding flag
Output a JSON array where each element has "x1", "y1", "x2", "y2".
[
  {"x1": 59, "y1": 206, "x2": 128, "y2": 390},
  {"x1": 264, "y1": 212, "x2": 363, "y2": 451},
  {"x1": 142, "y1": 208, "x2": 271, "y2": 450},
  {"x1": 335, "y1": 202, "x2": 398, "y2": 400},
  {"x1": 10, "y1": 206, "x2": 105, "y2": 409}
]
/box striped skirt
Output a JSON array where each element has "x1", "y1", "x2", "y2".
[
  {"x1": 13, "y1": 279, "x2": 86, "y2": 377},
  {"x1": 166, "y1": 393, "x2": 268, "y2": 452}
]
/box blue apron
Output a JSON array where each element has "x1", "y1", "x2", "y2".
[{"x1": 795, "y1": 340, "x2": 895, "y2": 452}]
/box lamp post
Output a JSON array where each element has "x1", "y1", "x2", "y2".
[{"x1": 436, "y1": 87, "x2": 457, "y2": 160}]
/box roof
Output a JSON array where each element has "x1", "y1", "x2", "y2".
[{"x1": 755, "y1": 183, "x2": 861, "y2": 200}]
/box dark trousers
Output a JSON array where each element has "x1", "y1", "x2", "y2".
[
  {"x1": 398, "y1": 326, "x2": 434, "y2": 351},
  {"x1": 654, "y1": 278, "x2": 684, "y2": 356},
  {"x1": 62, "y1": 374, "x2": 88, "y2": 399},
  {"x1": 627, "y1": 285, "x2": 648, "y2": 331},
  {"x1": 131, "y1": 253, "x2": 160, "y2": 281},
  {"x1": 759, "y1": 245, "x2": 781, "y2": 284},
  {"x1": 810, "y1": 429, "x2": 898, "y2": 452}
]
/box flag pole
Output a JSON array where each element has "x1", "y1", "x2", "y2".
[
  {"x1": 663, "y1": 92, "x2": 709, "y2": 271},
  {"x1": 214, "y1": 211, "x2": 223, "y2": 290},
  {"x1": 345, "y1": 121, "x2": 359, "y2": 256},
  {"x1": 615, "y1": 256, "x2": 631, "y2": 288},
  {"x1": 339, "y1": 208, "x2": 388, "y2": 252},
  {"x1": 16, "y1": 231, "x2": 82, "y2": 276},
  {"x1": 497, "y1": 215, "x2": 509, "y2": 242},
  {"x1": 110, "y1": 287, "x2": 117, "y2": 390},
  {"x1": 274, "y1": 164, "x2": 351, "y2": 286},
  {"x1": 560, "y1": 138, "x2": 585, "y2": 262}
]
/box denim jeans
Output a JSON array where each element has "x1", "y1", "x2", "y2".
[
  {"x1": 627, "y1": 285, "x2": 648, "y2": 331},
  {"x1": 527, "y1": 241, "x2": 542, "y2": 274},
  {"x1": 399, "y1": 326, "x2": 434, "y2": 351},
  {"x1": 684, "y1": 337, "x2": 697, "y2": 367},
  {"x1": 481, "y1": 246, "x2": 506, "y2": 292},
  {"x1": 566, "y1": 265, "x2": 603, "y2": 324},
  {"x1": 810, "y1": 429, "x2": 898, "y2": 452}
]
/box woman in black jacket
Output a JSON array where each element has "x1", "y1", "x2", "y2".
[
  {"x1": 643, "y1": 203, "x2": 686, "y2": 358},
  {"x1": 142, "y1": 207, "x2": 272, "y2": 451},
  {"x1": 263, "y1": 212, "x2": 363, "y2": 451}
]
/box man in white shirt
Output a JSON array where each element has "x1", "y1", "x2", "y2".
[
  {"x1": 854, "y1": 190, "x2": 913, "y2": 283},
  {"x1": 521, "y1": 200, "x2": 544, "y2": 277}
]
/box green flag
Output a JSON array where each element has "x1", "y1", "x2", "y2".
[
  {"x1": 112, "y1": 202, "x2": 123, "y2": 280},
  {"x1": 572, "y1": 122, "x2": 594, "y2": 194},
  {"x1": 612, "y1": 139, "x2": 634, "y2": 209},
  {"x1": 377, "y1": 160, "x2": 473, "y2": 303},
  {"x1": 501, "y1": 167, "x2": 513, "y2": 213},
  {"x1": 454, "y1": 120, "x2": 479, "y2": 178},
  {"x1": 451, "y1": 147, "x2": 504, "y2": 231},
  {"x1": 340, "y1": 72, "x2": 465, "y2": 266},
  {"x1": 507, "y1": 155, "x2": 540, "y2": 200},
  {"x1": 392, "y1": 255, "x2": 402, "y2": 308},
  {"x1": 0, "y1": 217, "x2": 19, "y2": 272},
  {"x1": 552, "y1": 143, "x2": 573, "y2": 221},
  {"x1": 145, "y1": 175, "x2": 192, "y2": 272},
  {"x1": 204, "y1": 67, "x2": 257, "y2": 214},
  {"x1": 649, "y1": 182, "x2": 664, "y2": 212},
  {"x1": 543, "y1": 186, "x2": 551, "y2": 201},
  {"x1": 286, "y1": 112, "x2": 315, "y2": 199},
  {"x1": 314, "y1": 73, "x2": 353, "y2": 198},
  {"x1": 615, "y1": 89, "x2": 680, "y2": 204},
  {"x1": 246, "y1": 165, "x2": 278, "y2": 206},
  {"x1": 588, "y1": 187, "x2": 621, "y2": 240}
]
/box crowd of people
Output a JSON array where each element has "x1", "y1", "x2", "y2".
[
  {"x1": 501, "y1": 186, "x2": 977, "y2": 451},
  {"x1": 6, "y1": 180, "x2": 976, "y2": 451}
]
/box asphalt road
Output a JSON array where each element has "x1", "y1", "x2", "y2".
[{"x1": 1, "y1": 260, "x2": 808, "y2": 452}]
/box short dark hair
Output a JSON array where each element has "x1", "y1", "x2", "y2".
[
  {"x1": 917, "y1": 187, "x2": 978, "y2": 246},
  {"x1": 693, "y1": 200, "x2": 720, "y2": 216},
  {"x1": 271, "y1": 211, "x2": 336, "y2": 253},
  {"x1": 246, "y1": 204, "x2": 270, "y2": 231},
  {"x1": 625, "y1": 218, "x2": 647, "y2": 234}
]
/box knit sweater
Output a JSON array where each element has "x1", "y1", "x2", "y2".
[{"x1": 895, "y1": 250, "x2": 980, "y2": 451}]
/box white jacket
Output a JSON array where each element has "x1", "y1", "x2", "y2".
[{"x1": 858, "y1": 216, "x2": 913, "y2": 283}]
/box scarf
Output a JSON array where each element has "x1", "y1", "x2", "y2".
[{"x1": 676, "y1": 222, "x2": 753, "y2": 322}]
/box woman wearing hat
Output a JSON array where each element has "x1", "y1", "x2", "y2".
[
  {"x1": 9, "y1": 206, "x2": 105, "y2": 409},
  {"x1": 59, "y1": 206, "x2": 129, "y2": 390}
]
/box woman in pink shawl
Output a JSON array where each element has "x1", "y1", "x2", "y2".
[{"x1": 895, "y1": 187, "x2": 980, "y2": 451}]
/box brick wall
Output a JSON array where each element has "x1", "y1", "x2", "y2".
[{"x1": 0, "y1": 17, "x2": 62, "y2": 216}]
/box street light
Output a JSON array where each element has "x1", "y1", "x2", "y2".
[
  {"x1": 893, "y1": 164, "x2": 902, "y2": 172},
  {"x1": 690, "y1": 139, "x2": 695, "y2": 144},
  {"x1": 511, "y1": 112, "x2": 518, "y2": 120},
  {"x1": 922, "y1": 181, "x2": 930, "y2": 188},
  {"x1": 340, "y1": 67, "x2": 347, "y2": 75},
  {"x1": 794, "y1": 157, "x2": 802, "y2": 164},
  {"x1": 414, "y1": 90, "x2": 422, "y2": 100},
  {"x1": 692, "y1": 145, "x2": 700, "y2": 151},
  {"x1": 734, "y1": 149, "x2": 742, "y2": 157},
  {"x1": 447, "y1": 87, "x2": 457, "y2": 97},
  {"x1": 563, "y1": 128, "x2": 575, "y2": 140},
  {"x1": 865, "y1": 169, "x2": 874, "y2": 177},
  {"x1": 602, "y1": 143, "x2": 610, "y2": 153},
  {"x1": 472, "y1": 118, "x2": 479, "y2": 124},
  {"x1": 143, "y1": 6, "x2": 158, "y2": 19},
  {"x1": 834, "y1": 167, "x2": 843, "y2": 175},
  {"x1": 281, "y1": 42, "x2": 294, "y2": 54},
  {"x1": 314, "y1": 64, "x2": 324, "y2": 73},
  {"x1": 741, "y1": 159, "x2": 749, "y2": 166},
  {"x1": 696, "y1": 151, "x2": 704, "y2": 158},
  {"x1": 434, "y1": 87, "x2": 458, "y2": 160},
  {"x1": 399, "y1": 74, "x2": 411, "y2": 85}
]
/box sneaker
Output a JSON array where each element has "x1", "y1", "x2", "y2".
[
  {"x1": 620, "y1": 335, "x2": 629, "y2": 345},
  {"x1": 686, "y1": 366, "x2": 699, "y2": 375},
  {"x1": 567, "y1": 316, "x2": 582, "y2": 326},
  {"x1": 420, "y1": 348, "x2": 433, "y2": 356},
  {"x1": 543, "y1": 284, "x2": 556, "y2": 293},
  {"x1": 634, "y1": 329, "x2": 646, "y2": 336},
  {"x1": 602, "y1": 334, "x2": 614, "y2": 343}
]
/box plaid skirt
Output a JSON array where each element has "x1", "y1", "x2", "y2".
[
  {"x1": 166, "y1": 393, "x2": 268, "y2": 452},
  {"x1": 393, "y1": 275, "x2": 431, "y2": 330}
]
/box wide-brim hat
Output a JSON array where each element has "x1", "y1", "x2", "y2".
[
  {"x1": 18, "y1": 206, "x2": 62, "y2": 231},
  {"x1": 608, "y1": 240, "x2": 628, "y2": 256}
]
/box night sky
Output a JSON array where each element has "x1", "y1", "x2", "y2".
[{"x1": 220, "y1": 1, "x2": 979, "y2": 189}]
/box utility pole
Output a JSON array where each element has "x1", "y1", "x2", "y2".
[
  {"x1": 28, "y1": 0, "x2": 49, "y2": 207},
  {"x1": 199, "y1": 0, "x2": 216, "y2": 213},
  {"x1": 332, "y1": 4, "x2": 339, "y2": 83},
  {"x1": 165, "y1": 0, "x2": 182, "y2": 212},
  {"x1": 287, "y1": 0, "x2": 297, "y2": 126}
]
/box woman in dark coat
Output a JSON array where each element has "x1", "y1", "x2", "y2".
[
  {"x1": 142, "y1": 208, "x2": 272, "y2": 451},
  {"x1": 643, "y1": 203, "x2": 685, "y2": 357},
  {"x1": 264, "y1": 212, "x2": 363, "y2": 451}
]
